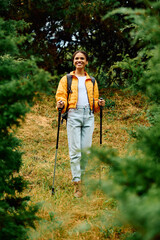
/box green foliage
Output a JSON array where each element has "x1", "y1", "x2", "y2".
[
  {"x1": 87, "y1": 1, "x2": 160, "y2": 239},
  {"x1": 104, "y1": 2, "x2": 160, "y2": 102},
  {"x1": 107, "y1": 54, "x2": 146, "y2": 88},
  {"x1": 88, "y1": 125, "x2": 160, "y2": 239},
  {"x1": 146, "y1": 105, "x2": 160, "y2": 125},
  {"x1": 0, "y1": 12, "x2": 51, "y2": 240}
]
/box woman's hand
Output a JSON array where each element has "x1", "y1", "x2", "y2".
[
  {"x1": 98, "y1": 98, "x2": 105, "y2": 107},
  {"x1": 57, "y1": 100, "x2": 64, "y2": 109}
]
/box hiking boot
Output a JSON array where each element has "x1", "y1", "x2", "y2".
[{"x1": 74, "y1": 181, "x2": 82, "y2": 198}]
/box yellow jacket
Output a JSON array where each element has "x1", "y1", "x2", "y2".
[{"x1": 56, "y1": 71, "x2": 100, "y2": 113}]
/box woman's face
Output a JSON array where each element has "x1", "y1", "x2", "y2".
[{"x1": 73, "y1": 52, "x2": 88, "y2": 70}]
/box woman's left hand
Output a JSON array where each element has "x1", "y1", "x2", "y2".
[{"x1": 98, "y1": 98, "x2": 105, "y2": 107}]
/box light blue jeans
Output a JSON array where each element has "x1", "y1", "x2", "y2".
[{"x1": 67, "y1": 105, "x2": 94, "y2": 182}]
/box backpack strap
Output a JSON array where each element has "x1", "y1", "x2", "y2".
[
  {"x1": 91, "y1": 76, "x2": 95, "y2": 86},
  {"x1": 66, "y1": 74, "x2": 72, "y2": 96},
  {"x1": 66, "y1": 74, "x2": 73, "y2": 111}
]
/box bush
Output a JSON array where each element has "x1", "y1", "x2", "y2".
[
  {"x1": 89, "y1": 1, "x2": 160, "y2": 239},
  {"x1": 0, "y1": 13, "x2": 51, "y2": 240}
]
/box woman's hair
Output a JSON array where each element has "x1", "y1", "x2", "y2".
[{"x1": 72, "y1": 50, "x2": 89, "y2": 61}]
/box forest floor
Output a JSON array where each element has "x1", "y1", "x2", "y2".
[{"x1": 17, "y1": 87, "x2": 149, "y2": 240}]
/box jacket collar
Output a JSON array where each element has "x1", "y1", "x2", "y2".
[{"x1": 70, "y1": 71, "x2": 91, "y2": 80}]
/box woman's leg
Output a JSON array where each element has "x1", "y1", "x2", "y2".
[
  {"x1": 67, "y1": 109, "x2": 83, "y2": 182},
  {"x1": 81, "y1": 108, "x2": 94, "y2": 173},
  {"x1": 67, "y1": 107, "x2": 94, "y2": 181}
]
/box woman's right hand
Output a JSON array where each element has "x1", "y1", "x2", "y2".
[{"x1": 57, "y1": 100, "x2": 64, "y2": 109}]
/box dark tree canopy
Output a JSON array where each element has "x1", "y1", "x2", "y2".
[{"x1": 1, "y1": 0, "x2": 146, "y2": 75}]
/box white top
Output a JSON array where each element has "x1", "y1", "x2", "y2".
[{"x1": 76, "y1": 76, "x2": 89, "y2": 106}]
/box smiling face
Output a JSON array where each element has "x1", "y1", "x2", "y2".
[{"x1": 73, "y1": 52, "x2": 88, "y2": 70}]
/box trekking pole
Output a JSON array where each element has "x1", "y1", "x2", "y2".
[
  {"x1": 99, "y1": 98, "x2": 103, "y2": 185},
  {"x1": 100, "y1": 100, "x2": 103, "y2": 145},
  {"x1": 52, "y1": 107, "x2": 62, "y2": 195}
]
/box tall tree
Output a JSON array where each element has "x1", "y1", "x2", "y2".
[{"x1": 0, "y1": 1, "x2": 51, "y2": 239}]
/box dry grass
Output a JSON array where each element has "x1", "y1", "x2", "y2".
[{"x1": 16, "y1": 88, "x2": 149, "y2": 240}]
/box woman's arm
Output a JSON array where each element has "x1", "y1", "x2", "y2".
[{"x1": 55, "y1": 75, "x2": 68, "y2": 113}]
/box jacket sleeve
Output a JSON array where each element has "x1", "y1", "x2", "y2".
[
  {"x1": 55, "y1": 75, "x2": 68, "y2": 113},
  {"x1": 94, "y1": 80, "x2": 100, "y2": 113}
]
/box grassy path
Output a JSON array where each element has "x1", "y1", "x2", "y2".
[{"x1": 17, "y1": 88, "x2": 148, "y2": 240}]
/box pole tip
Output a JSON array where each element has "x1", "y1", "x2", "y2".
[{"x1": 52, "y1": 188, "x2": 55, "y2": 195}]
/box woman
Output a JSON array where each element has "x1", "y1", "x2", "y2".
[{"x1": 56, "y1": 50, "x2": 105, "y2": 198}]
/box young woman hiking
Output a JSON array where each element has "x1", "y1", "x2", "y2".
[{"x1": 56, "y1": 50, "x2": 105, "y2": 198}]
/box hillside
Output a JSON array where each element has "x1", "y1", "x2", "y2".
[{"x1": 16, "y1": 88, "x2": 149, "y2": 240}]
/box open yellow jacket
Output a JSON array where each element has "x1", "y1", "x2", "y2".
[{"x1": 56, "y1": 71, "x2": 100, "y2": 113}]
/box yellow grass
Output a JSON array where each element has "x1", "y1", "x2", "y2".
[{"x1": 16, "y1": 88, "x2": 149, "y2": 240}]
